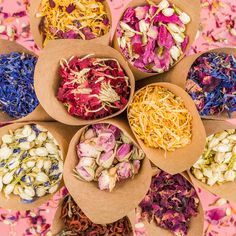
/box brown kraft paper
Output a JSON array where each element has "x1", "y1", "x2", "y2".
[
  {"x1": 188, "y1": 120, "x2": 236, "y2": 203},
  {"x1": 34, "y1": 39, "x2": 135, "y2": 126},
  {"x1": 29, "y1": 0, "x2": 112, "y2": 49},
  {"x1": 164, "y1": 47, "x2": 236, "y2": 120},
  {"x1": 113, "y1": 0, "x2": 201, "y2": 80},
  {"x1": 0, "y1": 122, "x2": 77, "y2": 211},
  {"x1": 0, "y1": 39, "x2": 52, "y2": 124},
  {"x1": 63, "y1": 116, "x2": 153, "y2": 224},
  {"x1": 127, "y1": 82, "x2": 206, "y2": 175}
]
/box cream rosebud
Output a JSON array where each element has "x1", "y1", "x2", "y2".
[
  {"x1": 36, "y1": 187, "x2": 46, "y2": 197},
  {"x1": 215, "y1": 131, "x2": 228, "y2": 141},
  {"x1": 214, "y1": 152, "x2": 224, "y2": 164},
  {"x1": 24, "y1": 187, "x2": 35, "y2": 197},
  {"x1": 4, "y1": 183, "x2": 15, "y2": 196},
  {"x1": 0, "y1": 176, "x2": 3, "y2": 191},
  {"x1": 43, "y1": 160, "x2": 52, "y2": 172},
  {"x1": 0, "y1": 146, "x2": 13, "y2": 160},
  {"x1": 179, "y1": 12, "x2": 191, "y2": 24},
  {"x1": 77, "y1": 142, "x2": 101, "y2": 157},
  {"x1": 29, "y1": 149, "x2": 36, "y2": 156},
  {"x1": 168, "y1": 23, "x2": 181, "y2": 33},
  {"x1": 213, "y1": 144, "x2": 231, "y2": 153},
  {"x1": 203, "y1": 168, "x2": 213, "y2": 178},
  {"x1": 35, "y1": 147, "x2": 48, "y2": 157},
  {"x1": 172, "y1": 32, "x2": 184, "y2": 43},
  {"x1": 162, "y1": 8, "x2": 174, "y2": 16},
  {"x1": 36, "y1": 125, "x2": 47, "y2": 132},
  {"x1": 224, "y1": 170, "x2": 236, "y2": 182},
  {"x1": 20, "y1": 192, "x2": 33, "y2": 201},
  {"x1": 223, "y1": 152, "x2": 232, "y2": 163},
  {"x1": 208, "y1": 138, "x2": 220, "y2": 148},
  {"x1": 8, "y1": 159, "x2": 20, "y2": 170},
  {"x1": 98, "y1": 169, "x2": 117, "y2": 192},
  {"x1": 207, "y1": 177, "x2": 217, "y2": 186},
  {"x1": 158, "y1": 0, "x2": 169, "y2": 10},
  {"x1": 36, "y1": 172, "x2": 49, "y2": 183},
  {"x1": 49, "y1": 184, "x2": 58, "y2": 194},
  {"x1": 19, "y1": 142, "x2": 31, "y2": 150},
  {"x1": 37, "y1": 132, "x2": 47, "y2": 142},
  {"x1": 170, "y1": 46, "x2": 181, "y2": 61},
  {"x1": 76, "y1": 166, "x2": 95, "y2": 182},
  {"x1": 22, "y1": 125, "x2": 32, "y2": 137},
  {"x1": 193, "y1": 169, "x2": 203, "y2": 180},
  {"x1": 78, "y1": 157, "x2": 96, "y2": 169},
  {"x1": 2, "y1": 172, "x2": 14, "y2": 184},
  {"x1": 27, "y1": 161, "x2": 35, "y2": 168},
  {"x1": 36, "y1": 160, "x2": 44, "y2": 169},
  {"x1": 45, "y1": 143, "x2": 58, "y2": 154},
  {"x1": 27, "y1": 132, "x2": 36, "y2": 142},
  {"x1": 2, "y1": 135, "x2": 13, "y2": 144}
]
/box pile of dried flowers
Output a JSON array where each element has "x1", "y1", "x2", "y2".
[
  {"x1": 140, "y1": 171, "x2": 199, "y2": 236},
  {"x1": 57, "y1": 55, "x2": 130, "y2": 120},
  {"x1": 0, "y1": 52, "x2": 39, "y2": 119},
  {"x1": 56, "y1": 195, "x2": 133, "y2": 236},
  {"x1": 185, "y1": 52, "x2": 236, "y2": 117},
  {"x1": 37, "y1": 0, "x2": 110, "y2": 46},
  {"x1": 0, "y1": 124, "x2": 63, "y2": 203},
  {"x1": 191, "y1": 129, "x2": 236, "y2": 186},
  {"x1": 116, "y1": 0, "x2": 191, "y2": 73},
  {"x1": 73, "y1": 123, "x2": 145, "y2": 192},
  {"x1": 128, "y1": 85, "x2": 192, "y2": 151}
]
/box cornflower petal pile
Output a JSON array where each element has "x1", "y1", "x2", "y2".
[{"x1": 57, "y1": 55, "x2": 130, "y2": 120}]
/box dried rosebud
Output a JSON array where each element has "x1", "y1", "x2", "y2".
[
  {"x1": 97, "y1": 132, "x2": 116, "y2": 152},
  {"x1": 132, "y1": 160, "x2": 141, "y2": 174},
  {"x1": 98, "y1": 168, "x2": 117, "y2": 192},
  {"x1": 96, "y1": 150, "x2": 116, "y2": 169},
  {"x1": 84, "y1": 128, "x2": 96, "y2": 140},
  {"x1": 76, "y1": 165, "x2": 95, "y2": 182},
  {"x1": 116, "y1": 144, "x2": 132, "y2": 162},
  {"x1": 116, "y1": 162, "x2": 133, "y2": 181},
  {"x1": 77, "y1": 142, "x2": 101, "y2": 158}
]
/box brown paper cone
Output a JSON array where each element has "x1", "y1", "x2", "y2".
[
  {"x1": 164, "y1": 47, "x2": 236, "y2": 120},
  {"x1": 0, "y1": 122, "x2": 77, "y2": 211},
  {"x1": 113, "y1": 0, "x2": 200, "y2": 80},
  {"x1": 34, "y1": 39, "x2": 135, "y2": 126},
  {"x1": 127, "y1": 82, "x2": 206, "y2": 174},
  {"x1": 0, "y1": 39, "x2": 53, "y2": 124},
  {"x1": 29, "y1": 0, "x2": 112, "y2": 49},
  {"x1": 128, "y1": 172, "x2": 204, "y2": 236},
  {"x1": 51, "y1": 197, "x2": 135, "y2": 236},
  {"x1": 188, "y1": 120, "x2": 236, "y2": 203},
  {"x1": 63, "y1": 116, "x2": 152, "y2": 224}
]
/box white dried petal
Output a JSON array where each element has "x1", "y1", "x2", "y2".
[
  {"x1": 27, "y1": 161, "x2": 35, "y2": 168},
  {"x1": 8, "y1": 160, "x2": 20, "y2": 170},
  {"x1": 170, "y1": 46, "x2": 181, "y2": 61},
  {"x1": 49, "y1": 184, "x2": 58, "y2": 194},
  {"x1": 0, "y1": 147, "x2": 13, "y2": 160},
  {"x1": 22, "y1": 125, "x2": 32, "y2": 137},
  {"x1": 24, "y1": 187, "x2": 35, "y2": 197},
  {"x1": 35, "y1": 147, "x2": 48, "y2": 157},
  {"x1": 37, "y1": 132, "x2": 47, "y2": 142},
  {"x1": 139, "y1": 20, "x2": 149, "y2": 33},
  {"x1": 219, "y1": 163, "x2": 228, "y2": 171},
  {"x1": 224, "y1": 170, "x2": 236, "y2": 182},
  {"x1": 45, "y1": 143, "x2": 58, "y2": 154},
  {"x1": 2, "y1": 135, "x2": 13, "y2": 144},
  {"x1": 162, "y1": 8, "x2": 174, "y2": 16},
  {"x1": 36, "y1": 172, "x2": 49, "y2": 183},
  {"x1": 179, "y1": 12, "x2": 191, "y2": 24},
  {"x1": 158, "y1": 0, "x2": 169, "y2": 10},
  {"x1": 29, "y1": 149, "x2": 36, "y2": 156},
  {"x1": 215, "y1": 198, "x2": 227, "y2": 206},
  {"x1": 36, "y1": 187, "x2": 46, "y2": 197},
  {"x1": 19, "y1": 142, "x2": 32, "y2": 150},
  {"x1": 27, "y1": 131, "x2": 36, "y2": 142}
]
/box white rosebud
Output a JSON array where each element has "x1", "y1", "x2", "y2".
[
  {"x1": 26, "y1": 161, "x2": 35, "y2": 168},
  {"x1": 47, "y1": 132, "x2": 53, "y2": 140},
  {"x1": 22, "y1": 125, "x2": 32, "y2": 137},
  {"x1": 217, "y1": 173, "x2": 225, "y2": 183},
  {"x1": 2, "y1": 135, "x2": 13, "y2": 144},
  {"x1": 223, "y1": 152, "x2": 232, "y2": 163},
  {"x1": 207, "y1": 177, "x2": 217, "y2": 186},
  {"x1": 203, "y1": 168, "x2": 213, "y2": 178},
  {"x1": 221, "y1": 138, "x2": 229, "y2": 144},
  {"x1": 36, "y1": 187, "x2": 46, "y2": 197},
  {"x1": 36, "y1": 125, "x2": 47, "y2": 132},
  {"x1": 36, "y1": 160, "x2": 44, "y2": 169},
  {"x1": 208, "y1": 138, "x2": 220, "y2": 148},
  {"x1": 35, "y1": 147, "x2": 48, "y2": 157},
  {"x1": 213, "y1": 144, "x2": 231, "y2": 153},
  {"x1": 0, "y1": 25, "x2": 6, "y2": 33},
  {"x1": 49, "y1": 184, "x2": 58, "y2": 194},
  {"x1": 179, "y1": 12, "x2": 191, "y2": 24},
  {"x1": 19, "y1": 142, "x2": 32, "y2": 150},
  {"x1": 45, "y1": 143, "x2": 58, "y2": 154},
  {"x1": 193, "y1": 169, "x2": 203, "y2": 180},
  {"x1": 20, "y1": 192, "x2": 33, "y2": 201},
  {"x1": 172, "y1": 32, "x2": 184, "y2": 43},
  {"x1": 218, "y1": 163, "x2": 228, "y2": 172},
  {"x1": 0, "y1": 147, "x2": 13, "y2": 160},
  {"x1": 215, "y1": 131, "x2": 228, "y2": 141},
  {"x1": 8, "y1": 160, "x2": 20, "y2": 170},
  {"x1": 168, "y1": 23, "x2": 181, "y2": 33},
  {"x1": 4, "y1": 183, "x2": 15, "y2": 196},
  {"x1": 214, "y1": 152, "x2": 224, "y2": 164},
  {"x1": 24, "y1": 187, "x2": 35, "y2": 197},
  {"x1": 228, "y1": 134, "x2": 236, "y2": 141},
  {"x1": 139, "y1": 20, "x2": 149, "y2": 33},
  {"x1": 29, "y1": 149, "x2": 36, "y2": 156},
  {"x1": 162, "y1": 8, "x2": 174, "y2": 16},
  {"x1": 224, "y1": 170, "x2": 236, "y2": 182},
  {"x1": 37, "y1": 132, "x2": 47, "y2": 142},
  {"x1": 170, "y1": 46, "x2": 181, "y2": 61},
  {"x1": 43, "y1": 160, "x2": 52, "y2": 172},
  {"x1": 158, "y1": 0, "x2": 169, "y2": 10},
  {"x1": 27, "y1": 131, "x2": 36, "y2": 142},
  {"x1": 36, "y1": 172, "x2": 49, "y2": 183}
]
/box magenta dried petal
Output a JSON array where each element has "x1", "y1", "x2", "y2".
[
  {"x1": 123, "y1": 7, "x2": 136, "y2": 23},
  {"x1": 131, "y1": 34, "x2": 142, "y2": 44},
  {"x1": 158, "y1": 25, "x2": 168, "y2": 47},
  {"x1": 49, "y1": 0, "x2": 56, "y2": 8},
  {"x1": 81, "y1": 27, "x2": 96, "y2": 40},
  {"x1": 206, "y1": 208, "x2": 226, "y2": 225},
  {"x1": 66, "y1": 3, "x2": 76, "y2": 13},
  {"x1": 181, "y1": 36, "x2": 189, "y2": 52},
  {"x1": 154, "y1": 13, "x2": 184, "y2": 26},
  {"x1": 135, "y1": 5, "x2": 150, "y2": 20}
]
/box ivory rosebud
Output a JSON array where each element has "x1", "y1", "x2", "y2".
[
  {"x1": 214, "y1": 152, "x2": 224, "y2": 164},
  {"x1": 24, "y1": 187, "x2": 35, "y2": 197},
  {"x1": 45, "y1": 143, "x2": 58, "y2": 154},
  {"x1": 96, "y1": 150, "x2": 115, "y2": 169},
  {"x1": 224, "y1": 170, "x2": 236, "y2": 182},
  {"x1": 168, "y1": 23, "x2": 181, "y2": 33},
  {"x1": 4, "y1": 183, "x2": 15, "y2": 196},
  {"x1": 2, "y1": 172, "x2": 13, "y2": 184},
  {"x1": 27, "y1": 161, "x2": 35, "y2": 168},
  {"x1": 179, "y1": 12, "x2": 191, "y2": 24},
  {"x1": 203, "y1": 168, "x2": 213, "y2": 178},
  {"x1": 0, "y1": 146, "x2": 13, "y2": 160},
  {"x1": 77, "y1": 142, "x2": 101, "y2": 157},
  {"x1": 158, "y1": 0, "x2": 169, "y2": 10},
  {"x1": 27, "y1": 132, "x2": 36, "y2": 142},
  {"x1": 36, "y1": 187, "x2": 46, "y2": 197},
  {"x1": 49, "y1": 184, "x2": 58, "y2": 194},
  {"x1": 35, "y1": 147, "x2": 48, "y2": 156},
  {"x1": 22, "y1": 125, "x2": 32, "y2": 137},
  {"x1": 19, "y1": 142, "x2": 31, "y2": 150},
  {"x1": 207, "y1": 177, "x2": 217, "y2": 186},
  {"x1": 162, "y1": 8, "x2": 174, "y2": 16},
  {"x1": 98, "y1": 168, "x2": 117, "y2": 192},
  {"x1": 172, "y1": 33, "x2": 184, "y2": 43},
  {"x1": 170, "y1": 46, "x2": 181, "y2": 61},
  {"x1": 20, "y1": 192, "x2": 33, "y2": 201},
  {"x1": 193, "y1": 169, "x2": 203, "y2": 180},
  {"x1": 2, "y1": 135, "x2": 13, "y2": 144},
  {"x1": 37, "y1": 132, "x2": 47, "y2": 142},
  {"x1": 36, "y1": 172, "x2": 49, "y2": 183}
]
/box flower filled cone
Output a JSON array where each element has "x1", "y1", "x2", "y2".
[
  {"x1": 29, "y1": 0, "x2": 112, "y2": 48},
  {"x1": 127, "y1": 82, "x2": 206, "y2": 174},
  {"x1": 113, "y1": 0, "x2": 200, "y2": 80},
  {"x1": 51, "y1": 194, "x2": 135, "y2": 236},
  {"x1": 0, "y1": 122, "x2": 77, "y2": 210},
  {"x1": 163, "y1": 48, "x2": 236, "y2": 120},
  {"x1": 188, "y1": 120, "x2": 236, "y2": 203},
  {"x1": 0, "y1": 39, "x2": 52, "y2": 123},
  {"x1": 63, "y1": 117, "x2": 152, "y2": 224},
  {"x1": 34, "y1": 39, "x2": 135, "y2": 126}
]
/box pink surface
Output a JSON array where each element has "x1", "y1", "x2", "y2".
[{"x1": 0, "y1": 0, "x2": 236, "y2": 235}]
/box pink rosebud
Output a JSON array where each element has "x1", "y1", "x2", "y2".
[
  {"x1": 75, "y1": 166, "x2": 95, "y2": 182},
  {"x1": 77, "y1": 142, "x2": 101, "y2": 158},
  {"x1": 116, "y1": 144, "x2": 132, "y2": 162},
  {"x1": 116, "y1": 162, "x2": 133, "y2": 181},
  {"x1": 97, "y1": 132, "x2": 116, "y2": 152},
  {"x1": 84, "y1": 128, "x2": 96, "y2": 140},
  {"x1": 77, "y1": 157, "x2": 97, "y2": 169},
  {"x1": 108, "y1": 125, "x2": 121, "y2": 140},
  {"x1": 133, "y1": 160, "x2": 141, "y2": 174},
  {"x1": 98, "y1": 169, "x2": 117, "y2": 192},
  {"x1": 131, "y1": 147, "x2": 145, "y2": 160},
  {"x1": 96, "y1": 150, "x2": 115, "y2": 169}
]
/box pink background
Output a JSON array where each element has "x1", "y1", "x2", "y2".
[{"x1": 0, "y1": 0, "x2": 236, "y2": 235}]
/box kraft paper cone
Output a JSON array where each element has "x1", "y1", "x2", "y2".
[
  {"x1": 34, "y1": 39, "x2": 135, "y2": 126},
  {"x1": 0, "y1": 39, "x2": 52, "y2": 124},
  {"x1": 29, "y1": 0, "x2": 112, "y2": 49},
  {"x1": 188, "y1": 120, "x2": 236, "y2": 203},
  {"x1": 128, "y1": 172, "x2": 204, "y2": 236},
  {"x1": 63, "y1": 117, "x2": 152, "y2": 224},
  {"x1": 51, "y1": 197, "x2": 135, "y2": 236},
  {"x1": 164, "y1": 47, "x2": 236, "y2": 120},
  {"x1": 0, "y1": 122, "x2": 77, "y2": 211},
  {"x1": 127, "y1": 82, "x2": 206, "y2": 174},
  {"x1": 113, "y1": 0, "x2": 200, "y2": 80}
]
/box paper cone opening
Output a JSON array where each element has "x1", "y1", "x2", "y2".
[
  {"x1": 29, "y1": 0, "x2": 112, "y2": 49},
  {"x1": 34, "y1": 39, "x2": 135, "y2": 126},
  {"x1": 0, "y1": 122, "x2": 77, "y2": 210},
  {"x1": 188, "y1": 120, "x2": 236, "y2": 203},
  {"x1": 0, "y1": 39, "x2": 52, "y2": 123},
  {"x1": 164, "y1": 47, "x2": 236, "y2": 120},
  {"x1": 132, "y1": 171, "x2": 204, "y2": 236},
  {"x1": 113, "y1": 0, "x2": 200, "y2": 80},
  {"x1": 63, "y1": 117, "x2": 152, "y2": 224},
  {"x1": 127, "y1": 82, "x2": 206, "y2": 174},
  {"x1": 51, "y1": 196, "x2": 135, "y2": 236}
]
